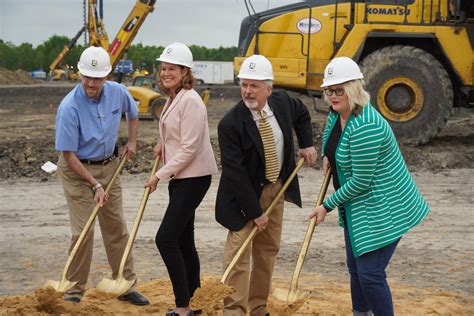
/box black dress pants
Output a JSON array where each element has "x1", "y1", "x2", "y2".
[{"x1": 155, "y1": 175, "x2": 211, "y2": 307}]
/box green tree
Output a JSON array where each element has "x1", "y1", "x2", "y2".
[
  {"x1": 0, "y1": 35, "x2": 238, "y2": 74},
  {"x1": 0, "y1": 40, "x2": 17, "y2": 70}
]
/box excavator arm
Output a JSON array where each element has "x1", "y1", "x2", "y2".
[
  {"x1": 88, "y1": 0, "x2": 109, "y2": 49},
  {"x1": 49, "y1": 0, "x2": 156, "y2": 76},
  {"x1": 107, "y1": 0, "x2": 156, "y2": 69},
  {"x1": 49, "y1": 26, "x2": 86, "y2": 74}
]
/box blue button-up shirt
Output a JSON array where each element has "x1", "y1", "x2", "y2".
[{"x1": 55, "y1": 81, "x2": 138, "y2": 160}]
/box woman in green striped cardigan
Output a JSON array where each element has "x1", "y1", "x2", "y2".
[{"x1": 308, "y1": 57, "x2": 429, "y2": 316}]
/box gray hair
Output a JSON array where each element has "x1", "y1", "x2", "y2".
[{"x1": 238, "y1": 79, "x2": 273, "y2": 88}]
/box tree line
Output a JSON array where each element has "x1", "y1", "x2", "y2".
[{"x1": 0, "y1": 36, "x2": 238, "y2": 72}]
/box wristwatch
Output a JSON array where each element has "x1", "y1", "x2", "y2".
[{"x1": 92, "y1": 182, "x2": 103, "y2": 192}]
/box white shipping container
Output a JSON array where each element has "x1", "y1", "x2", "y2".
[{"x1": 192, "y1": 61, "x2": 234, "y2": 85}]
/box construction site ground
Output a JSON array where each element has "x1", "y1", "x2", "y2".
[{"x1": 0, "y1": 81, "x2": 473, "y2": 314}]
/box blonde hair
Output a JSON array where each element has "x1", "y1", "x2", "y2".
[
  {"x1": 157, "y1": 64, "x2": 195, "y2": 96},
  {"x1": 324, "y1": 79, "x2": 371, "y2": 114}
]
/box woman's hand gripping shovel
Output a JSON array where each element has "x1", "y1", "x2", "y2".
[
  {"x1": 272, "y1": 168, "x2": 331, "y2": 303},
  {"x1": 44, "y1": 154, "x2": 128, "y2": 293},
  {"x1": 220, "y1": 158, "x2": 305, "y2": 284},
  {"x1": 96, "y1": 155, "x2": 161, "y2": 295}
]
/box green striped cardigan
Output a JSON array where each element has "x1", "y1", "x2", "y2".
[{"x1": 322, "y1": 103, "x2": 429, "y2": 257}]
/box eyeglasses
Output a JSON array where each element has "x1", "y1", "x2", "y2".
[{"x1": 324, "y1": 87, "x2": 345, "y2": 96}]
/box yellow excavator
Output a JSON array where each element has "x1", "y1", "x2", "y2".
[
  {"x1": 49, "y1": 0, "x2": 167, "y2": 119},
  {"x1": 235, "y1": 0, "x2": 474, "y2": 144},
  {"x1": 49, "y1": 27, "x2": 85, "y2": 81}
]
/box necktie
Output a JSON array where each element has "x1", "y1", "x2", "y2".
[{"x1": 258, "y1": 110, "x2": 279, "y2": 183}]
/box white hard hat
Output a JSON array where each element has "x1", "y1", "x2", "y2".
[
  {"x1": 157, "y1": 42, "x2": 193, "y2": 68},
  {"x1": 77, "y1": 46, "x2": 111, "y2": 78},
  {"x1": 321, "y1": 56, "x2": 364, "y2": 87},
  {"x1": 238, "y1": 55, "x2": 274, "y2": 80}
]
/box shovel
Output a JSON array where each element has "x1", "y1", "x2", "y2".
[
  {"x1": 44, "y1": 154, "x2": 128, "y2": 292},
  {"x1": 221, "y1": 158, "x2": 305, "y2": 284},
  {"x1": 272, "y1": 168, "x2": 331, "y2": 303},
  {"x1": 96, "y1": 155, "x2": 161, "y2": 294}
]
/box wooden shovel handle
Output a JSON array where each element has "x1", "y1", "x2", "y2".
[
  {"x1": 61, "y1": 154, "x2": 128, "y2": 280},
  {"x1": 221, "y1": 158, "x2": 305, "y2": 283},
  {"x1": 116, "y1": 155, "x2": 161, "y2": 277},
  {"x1": 288, "y1": 168, "x2": 331, "y2": 293}
]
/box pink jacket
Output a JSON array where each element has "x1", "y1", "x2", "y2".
[{"x1": 156, "y1": 88, "x2": 218, "y2": 182}]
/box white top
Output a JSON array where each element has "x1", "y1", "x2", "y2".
[{"x1": 249, "y1": 102, "x2": 284, "y2": 173}]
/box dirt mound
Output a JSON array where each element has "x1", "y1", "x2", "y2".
[
  {"x1": 1, "y1": 276, "x2": 472, "y2": 315},
  {"x1": 0, "y1": 67, "x2": 41, "y2": 85}
]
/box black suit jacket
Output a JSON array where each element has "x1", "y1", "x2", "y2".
[{"x1": 215, "y1": 90, "x2": 314, "y2": 231}]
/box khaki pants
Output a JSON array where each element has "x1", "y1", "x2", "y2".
[
  {"x1": 223, "y1": 181, "x2": 284, "y2": 316},
  {"x1": 57, "y1": 156, "x2": 135, "y2": 295}
]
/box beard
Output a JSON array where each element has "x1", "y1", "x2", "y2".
[{"x1": 243, "y1": 99, "x2": 259, "y2": 110}]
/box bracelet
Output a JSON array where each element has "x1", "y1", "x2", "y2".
[{"x1": 92, "y1": 183, "x2": 103, "y2": 192}]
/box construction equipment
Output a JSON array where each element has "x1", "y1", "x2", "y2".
[
  {"x1": 49, "y1": 0, "x2": 164, "y2": 118},
  {"x1": 44, "y1": 155, "x2": 127, "y2": 293},
  {"x1": 49, "y1": 0, "x2": 155, "y2": 79},
  {"x1": 128, "y1": 75, "x2": 212, "y2": 121},
  {"x1": 221, "y1": 158, "x2": 305, "y2": 284},
  {"x1": 97, "y1": 155, "x2": 160, "y2": 295},
  {"x1": 132, "y1": 68, "x2": 150, "y2": 79},
  {"x1": 50, "y1": 0, "x2": 156, "y2": 76},
  {"x1": 128, "y1": 75, "x2": 165, "y2": 120},
  {"x1": 49, "y1": 27, "x2": 86, "y2": 80},
  {"x1": 131, "y1": 75, "x2": 157, "y2": 90},
  {"x1": 273, "y1": 168, "x2": 331, "y2": 303},
  {"x1": 235, "y1": 0, "x2": 474, "y2": 144}
]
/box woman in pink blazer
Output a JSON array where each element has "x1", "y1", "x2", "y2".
[{"x1": 144, "y1": 42, "x2": 217, "y2": 316}]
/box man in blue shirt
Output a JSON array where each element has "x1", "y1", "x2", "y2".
[{"x1": 55, "y1": 46, "x2": 148, "y2": 305}]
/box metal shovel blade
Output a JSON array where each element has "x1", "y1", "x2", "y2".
[
  {"x1": 44, "y1": 155, "x2": 127, "y2": 293},
  {"x1": 96, "y1": 155, "x2": 161, "y2": 295},
  {"x1": 96, "y1": 277, "x2": 134, "y2": 295},
  {"x1": 272, "y1": 169, "x2": 331, "y2": 304},
  {"x1": 43, "y1": 278, "x2": 77, "y2": 293}
]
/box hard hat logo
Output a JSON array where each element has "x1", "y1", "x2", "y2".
[
  {"x1": 77, "y1": 46, "x2": 112, "y2": 78},
  {"x1": 238, "y1": 55, "x2": 274, "y2": 81},
  {"x1": 321, "y1": 57, "x2": 363, "y2": 87},
  {"x1": 157, "y1": 42, "x2": 193, "y2": 68}
]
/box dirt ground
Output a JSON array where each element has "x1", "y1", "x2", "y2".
[{"x1": 0, "y1": 83, "x2": 473, "y2": 315}]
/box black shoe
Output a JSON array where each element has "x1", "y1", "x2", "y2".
[
  {"x1": 165, "y1": 310, "x2": 195, "y2": 316},
  {"x1": 64, "y1": 296, "x2": 81, "y2": 303},
  {"x1": 117, "y1": 291, "x2": 150, "y2": 306}
]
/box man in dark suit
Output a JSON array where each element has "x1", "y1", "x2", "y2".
[{"x1": 216, "y1": 55, "x2": 316, "y2": 316}]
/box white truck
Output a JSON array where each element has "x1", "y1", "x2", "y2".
[{"x1": 192, "y1": 61, "x2": 234, "y2": 85}]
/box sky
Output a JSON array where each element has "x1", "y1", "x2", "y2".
[{"x1": 0, "y1": 0, "x2": 300, "y2": 48}]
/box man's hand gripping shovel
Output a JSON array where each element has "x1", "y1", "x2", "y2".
[
  {"x1": 220, "y1": 158, "x2": 305, "y2": 284},
  {"x1": 44, "y1": 154, "x2": 128, "y2": 293},
  {"x1": 96, "y1": 155, "x2": 161, "y2": 295}
]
